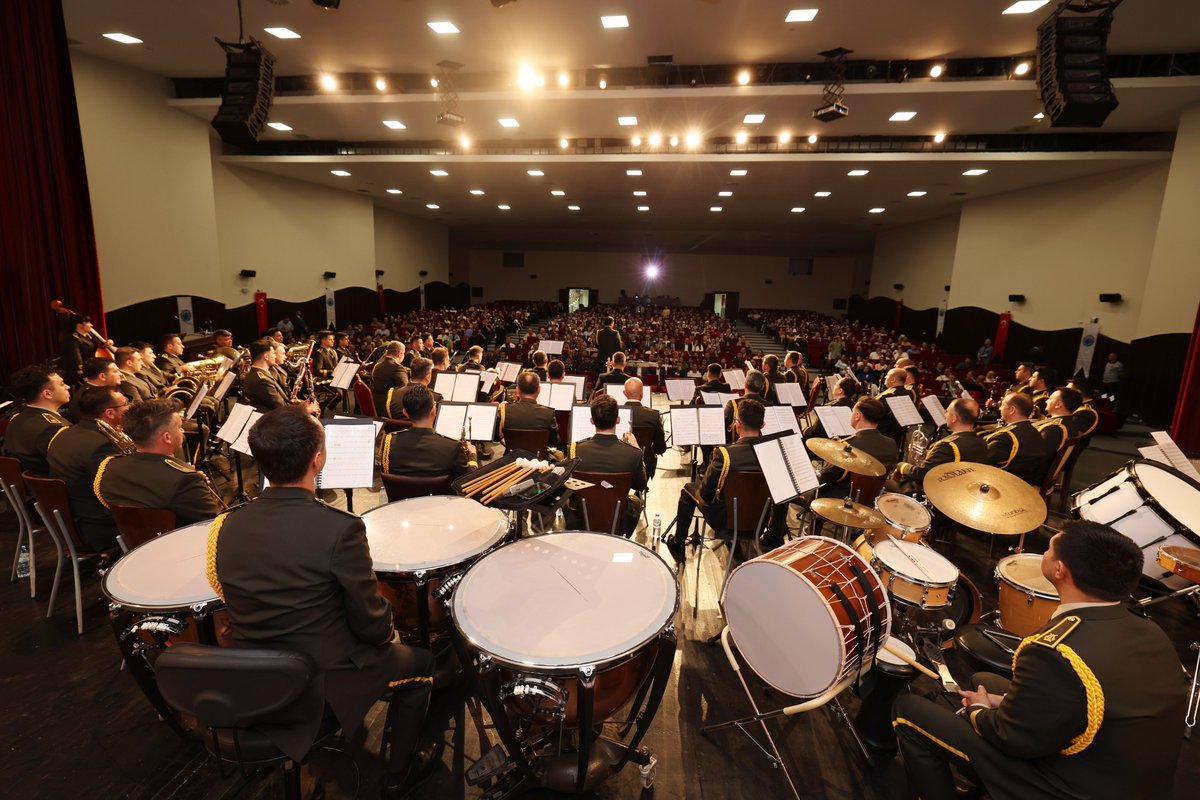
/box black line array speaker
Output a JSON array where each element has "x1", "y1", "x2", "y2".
[
  {"x1": 211, "y1": 38, "x2": 277, "y2": 145},
  {"x1": 1036, "y1": 5, "x2": 1118, "y2": 128}
]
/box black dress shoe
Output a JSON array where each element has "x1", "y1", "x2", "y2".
[
  {"x1": 383, "y1": 738, "x2": 445, "y2": 799},
  {"x1": 665, "y1": 537, "x2": 687, "y2": 564}
]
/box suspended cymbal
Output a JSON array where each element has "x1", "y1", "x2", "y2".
[
  {"x1": 922, "y1": 462, "x2": 1047, "y2": 535},
  {"x1": 811, "y1": 497, "x2": 887, "y2": 529},
  {"x1": 806, "y1": 437, "x2": 887, "y2": 477}
]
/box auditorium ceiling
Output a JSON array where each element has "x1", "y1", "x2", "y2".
[{"x1": 62, "y1": 0, "x2": 1200, "y2": 253}]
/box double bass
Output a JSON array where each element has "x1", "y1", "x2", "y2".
[{"x1": 50, "y1": 299, "x2": 113, "y2": 359}]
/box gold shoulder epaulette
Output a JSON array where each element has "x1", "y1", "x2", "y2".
[
  {"x1": 314, "y1": 496, "x2": 360, "y2": 518},
  {"x1": 1033, "y1": 615, "x2": 1081, "y2": 649},
  {"x1": 164, "y1": 458, "x2": 195, "y2": 473},
  {"x1": 42, "y1": 412, "x2": 67, "y2": 426}
]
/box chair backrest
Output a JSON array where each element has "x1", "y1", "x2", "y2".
[
  {"x1": 719, "y1": 471, "x2": 774, "y2": 534},
  {"x1": 630, "y1": 425, "x2": 654, "y2": 452},
  {"x1": 572, "y1": 470, "x2": 633, "y2": 535},
  {"x1": 554, "y1": 409, "x2": 570, "y2": 445},
  {"x1": 380, "y1": 418, "x2": 413, "y2": 435},
  {"x1": 806, "y1": 379, "x2": 824, "y2": 410},
  {"x1": 848, "y1": 472, "x2": 886, "y2": 506},
  {"x1": 1040, "y1": 442, "x2": 1077, "y2": 499},
  {"x1": 109, "y1": 504, "x2": 177, "y2": 551},
  {"x1": 381, "y1": 473, "x2": 453, "y2": 502},
  {"x1": 155, "y1": 643, "x2": 315, "y2": 730},
  {"x1": 23, "y1": 474, "x2": 88, "y2": 552},
  {"x1": 352, "y1": 378, "x2": 377, "y2": 417},
  {"x1": 0, "y1": 456, "x2": 26, "y2": 497},
  {"x1": 503, "y1": 428, "x2": 550, "y2": 459}
]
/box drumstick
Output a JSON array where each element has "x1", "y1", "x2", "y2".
[
  {"x1": 462, "y1": 462, "x2": 519, "y2": 491},
  {"x1": 881, "y1": 642, "x2": 941, "y2": 682},
  {"x1": 464, "y1": 463, "x2": 522, "y2": 497},
  {"x1": 482, "y1": 468, "x2": 534, "y2": 504}
]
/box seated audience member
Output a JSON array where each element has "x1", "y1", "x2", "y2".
[{"x1": 379, "y1": 385, "x2": 477, "y2": 477}]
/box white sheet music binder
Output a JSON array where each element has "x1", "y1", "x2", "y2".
[
  {"x1": 774, "y1": 383, "x2": 808, "y2": 407},
  {"x1": 570, "y1": 405, "x2": 632, "y2": 442},
  {"x1": 885, "y1": 395, "x2": 924, "y2": 427},
  {"x1": 814, "y1": 406, "x2": 855, "y2": 438},
  {"x1": 722, "y1": 369, "x2": 747, "y2": 391},
  {"x1": 761, "y1": 405, "x2": 801, "y2": 437},
  {"x1": 921, "y1": 395, "x2": 947, "y2": 428},
  {"x1": 535, "y1": 383, "x2": 576, "y2": 411},
  {"x1": 434, "y1": 403, "x2": 499, "y2": 442},
  {"x1": 317, "y1": 418, "x2": 376, "y2": 489},
  {"x1": 665, "y1": 379, "x2": 698, "y2": 402},
  {"x1": 752, "y1": 433, "x2": 820, "y2": 505},
  {"x1": 669, "y1": 407, "x2": 726, "y2": 446}
]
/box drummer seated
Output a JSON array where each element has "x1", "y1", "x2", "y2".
[
  {"x1": 666, "y1": 398, "x2": 774, "y2": 563},
  {"x1": 885, "y1": 398, "x2": 987, "y2": 496},
  {"x1": 564, "y1": 394, "x2": 646, "y2": 536},
  {"x1": 379, "y1": 385, "x2": 477, "y2": 478}
]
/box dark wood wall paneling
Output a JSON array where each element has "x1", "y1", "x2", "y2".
[{"x1": 844, "y1": 296, "x2": 1188, "y2": 426}]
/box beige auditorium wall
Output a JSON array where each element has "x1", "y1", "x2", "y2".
[
  {"x1": 373, "y1": 206, "x2": 450, "y2": 291},
  {"x1": 870, "y1": 215, "x2": 959, "y2": 311},
  {"x1": 211, "y1": 158, "x2": 376, "y2": 306},
  {"x1": 947, "y1": 163, "x2": 1169, "y2": 343},
  {"x1": 464, "y1": 249, "x2": 862, "y2": 311},
  {"x1": 71, "y1": 50, "x2": 221, "y2": 309}
]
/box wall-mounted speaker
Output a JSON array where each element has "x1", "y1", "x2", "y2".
[
  {"x1": 323, "y1": 271, "x2": 337, "y2": 279},
  {"x1": 1098, "y1": 293, "x2": 1122, "y2": 303},
  {"x1": 238, "y1": 269, "x2": 257, "y2": 278},
  {"x1": 211, "y1": 39, "x2": 276, "y2": 145},
  {"x1": 893, "y1": 283, "x2": 904, "y2": 291},
  {"x1": 375, "y1": 269, "x2": 385, "y2": 277},
  {"x1": 944, "y1": 285, "x2": 951, "y2": 292},
  {"x1": 1008, "y1": 294, "x2": 1026, "y2": 303},
  {"x1": 418, "y1": 270, "x2": 429, "y2": 277}
]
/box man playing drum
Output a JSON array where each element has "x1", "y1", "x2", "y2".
[{"x1": 892, "y1": 520, "x2": 1185, "y2": 800}]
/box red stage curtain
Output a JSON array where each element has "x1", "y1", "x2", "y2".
[
  {"x1": 0, "y1": 0, "x2": 105, "y2": 380},
  {"x1": 1170, "y1": 302, "x2": 1200, "y2": 455}
]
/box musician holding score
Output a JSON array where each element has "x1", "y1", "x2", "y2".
[
  {"x1": 379, "y1": 385, "x2": 477, "y2": 478},
  {"x1": 243, "y1": 340, "x2": 319, "y2": 415},
  {"x1": 692, "y1": 363, "x2": 729, "y2": 404},
  {"x1": 593, "y1": 351, "x2": 632, "y2": 394},
  {"x1": 887, "y1": 397, "x2": 987, "y2": 493}
]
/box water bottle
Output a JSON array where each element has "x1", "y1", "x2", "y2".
[
  {"x1": 652, "y1": 513, "x2": 662, "y2": 545},
  {"x1": 554, "y1": 507, "x2": 565, "y2": 531},
  {"x1": 16, "y1": 544, "x2": 30, "y2": 579}
]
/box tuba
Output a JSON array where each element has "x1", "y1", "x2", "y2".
[{"x1": 97, "y1": 419, "x2": 137, "y2": 455}]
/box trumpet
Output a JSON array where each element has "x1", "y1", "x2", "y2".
[{"x1": 904, "y1": 427, "x2": 930, "y2": 465}]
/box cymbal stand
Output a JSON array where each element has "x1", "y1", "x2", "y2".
[
  {"x1": 1136, "y1": 583, "x2": 1200, "y2": 608},
  {"x1": 1186, "y1": 643, "x2": 1199, "y2": 734},
  {"x1": 230, "y1": 448, "x2": 251, "y2": 505}
]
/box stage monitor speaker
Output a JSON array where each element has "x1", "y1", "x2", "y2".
[
  {"x1": 239, "y1": 269, "x2": 257, "y2": 278},
  {"x1": 1099, "y1": 293, "x2": 1122, "y2": 303},
  {"x1": 1036, "y1": 8, "x2": 1118, "y2": 128},
  {"x1": 211, "y1": 38, "x2": 277, "y2": 145},
  {"x1": 1008, "y1": 294, "x2": 1026, "y2": 303}
]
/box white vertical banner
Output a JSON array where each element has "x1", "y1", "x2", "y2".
[
  {"x1": 325, "y1": 288, "x2": 336, "y2": 328},
  {"x1": 1074, "y1": 322, "x2": 1100, "y2": 377},
  {"x1": 176, "y1": 296, "x2": 195, "y2": 334},
  {"x1": 936, "y1": 299, "x2": 948, "y2": 338}
]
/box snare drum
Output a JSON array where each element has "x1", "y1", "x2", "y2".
[
  {"x1": 995, "y1": 553, "x2": 1059, "y2": 636},
  {"x1": 1156, "y1": 545, "x2": 1200, "y2": 585},
  {"x1": 1072, "y1": 460, "x2": 1200, "y2": 589},
  {"x1": 870, "y1": 538, "x2": 959, "y2": 609},
  {"x1": 725, "y1": 537, "x2": 890, "y2": 698},
  {"x1": 364, "y1": 496, "x2": 508, "y2": 643},
  {"x1": 875, "y1": 493, "x2": 931, "y2": 542}
]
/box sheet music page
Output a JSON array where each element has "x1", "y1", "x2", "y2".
[
  {"x1": 335, "y1": 415, "x2": 384, "y2": 439},
  {"x1": 214, "y1": 370, "x2": 237, "y2": 401},
  {"x1": 698, "y1": 406, "x2": 727, "y2": 445},
  {"x1": 1137, "y1": 445, "x2": 1171, "y2": 466},
  {"x1": 921, "y1": 395, "x2": 948, "y2": 428},
  {"x1": 496, "y1": 362, "x2": 522, "y2": 382},
  {"x1": 722, "y1": 369, "x2": 747, "y2": 390},
  {"x1": 774, "y1": 383, "x2": 807, "y2": 407},
  {"x1": 539, "y1": 340, "x2": 564, "y2": 355},
  {"x1": 670, "y1": 408, "x2": 700, "y2": 446},
  {"x1": 753, "y1": 439, "x2": 800, "y2": 504},
  {"x1": 230, "y1": 411, "x2": 262, "y2": 455},
  {"x1": 478, "y1": 370, "x2": 499, "y2": 391},
  {"x1": 761, "y1": 405, "x2": 801, "y2": 437},
  {"x1": 562, "y1": 375, "x2": 587, "y2": 401},
  {"x1": 571, "y1": 405, "x2": 596, "y2": 442},
  {"x1": 814, "y1": 406, "x2": 855, "y2": 438},
  {"x1": 548, "y1": 383, "x2": 575, "y2": 411},
  {"x1": 466, "y1": 404, "x2": 499, "y2": 442},
  {"x1": 605, "y1": 384, "x2": 627, "y2": 403},
  {"x1": 825, "y1": 375, "x2": 839, "y2": 396},
  {"x1": 318, "y1": 419, "x2": 377, "y2": 489},
  {"x1": 886, "y1": 395, "x2": 924, "y2": 427},
  {"x1": 782, "y1": 433, "x2": 820, "y2": 494},
  {"x1": 700, "y1": 391, "x2": 721, "y2": 406},
  {"x1": 186, "y1": 382, "x2": 210, "y2": 420},
  {"x1": 535, "y1": 390, "x2": 552, "y2": 407},
  {"x1": 433, "y1": 372, "x2": 457, "y2": 397},
  {"x1": 332, "y1": 359, "x2": 361, "y2": 390},
  {"x1": 666, "y1": 379, "x2": 697, "y2": 402},
  {"x1": 451, "y1": 374, "x2": 478, "y2": 403},
  {"x1": 616, "y1": 408, "x2": 633, "y2": 439},
  {"x1": 434, "y1": 403, "x2": 468, "y2": 439},
  {"x1": 1150, "y1": 431, "x2": 1200, "y2": 480},
  {"x1": 216, "y1": 403, "x2": 255, "y2": 443},
  {"x1": 718, "y1": 392, "x2": 740, "y2": 406}
]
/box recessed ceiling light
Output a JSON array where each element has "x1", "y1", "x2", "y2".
[
  {"x1": 934, "y1": 132, "x2": 947, "y2": 143},
  {"x1": 601, "y1": 15, "x2": 629, "y2": 29},
  {"x1": 375, "y1": 78, "x2": 388, "y2": 91},
  {"x1": 469, "y1": 189, "x2": 485, "y2": 195},
  {"x1": 102, "y1": 33, "x2": 143, "y2": 44},
  {"x1": 386, "y1": 188, "x2": 403, "y2": 194},
  {"x1": 264, "y1": 27, "x2": 301, "y2": 40},
  {"x1": 560, "y1": 138, "x2": 570, "y2": 148},
  {"x1": 430, "y1": 78, "x2": 439, "y2": 88},
  {"x1": 808, "y1": 134, "x2": 818, "y2": 144},
  {"x1": 267, "y1": 122, "x2": 293, "y2": 131},
  {"x1": 735, "y1": 131, "x2": 748, "y2": 144},
  {"x1": 790, "y1": 207, "x2": 806, "y2": 213},
  {"x1": 383, "y1": 120, "x2": 406, "y2": 130},
  {"x1": 1013, "y1": 61, "x2": 1031, "y2": 76},
  {"x1": 743, "y1": 113, "x2": 766, "y2": 124},
  {"x1": 718, "y1": 191, "x2": 733, "y2": 197},
  {"x1": 814, "y1": 191, "x2": 831, "y2": 197},
  {"x1": 319, "y1": 74, "x2": 338, "y2": 91},
  {"x1": 498, "y1": 118, "x2": 520, "y2": 128},
  {"x1": 626, "y1": 169, "x2": 643, "y2": 176},
  {"x1": 785, "y1": 9, "x2": 819, "y2": 22},
  {"x1": 649, "y1": 133, "x2": 662, "y2": 147},
  {"x1": 558, "y1": 71, "x2": 569, "y2": 87},
  {"x1": 1033, "y1": 111, "x2": 1046, "y2": 120},
  {"x1": 710, "y1": 206, "x2": 723, "y2": 212},
  {"x1": 618, "y1": 116, "x2": 638, "y2": 126},
  {"x1": 907, "y1": 190, "x2": 927, "y2": 197},
  {"x1": 527, "y1": 169, "x2": 544, "y2": 177},
  {"x1": 869, "y1": 207, "x2": 886, "y2": 214},
  {"x1": 568, "y1": 205, "x2": 581, "y2": 211},
  {"x1": 669, "y1": 135, "x2": 680, "y2": 147},
  {"x1": 426, "y1": 203, "x2": 440, "y2": 209},
  {"x1": 551, "y1": 190, "x2": 566, "y2": 196},
  {"x1": 737, "y1": 70, "x2": 751, "y2": 85},
  {"x1": 779, "y1": 131, "x2": 792, "y2": 143},
  {"x1": 459, "y1": 136, "x2": 471, "y2": 148},
  {"x1": 331, "y1": 170, "x2": 351, "y2": 177},
  {"x1": 633, "y1": 190, "x2": 647, "y2": 196},
  {"x1": 847, "y1": 169, "x2": 870, "y2": 177},
  {"x1": 599, "y1": 78, "x2": 608, "y2": 89},
  {"x1": 686, "y1": 131, "x2": 700, "y2": 147},
  {"x1": 963, "y1": 169, "x2": 989, "y2": 176},
  {"x1": 889, "y1": 111, "x2": 918, "y2": 122},
  {"x1": 637, "y1": 205, "x2": 650, "y2": 212},
  {"x1": 631, "y1": 136, "x2": 642, "y2": 146},
  {"x1": 427, "y1": 21, "x2": 460, "y2": 34},
  {"x1": 929, "y1": 64, "x2": 944, "y2": 79},
  {"x1": 430, "y1": 169, "x2": 449, "y2": 176},
  {"x1": 1003, "y1": 0, "x2": 1049, "y2": 14},
  {"x1": 497, "y1": 204, "x2": 511, "y2": 211},
  {"x1": 730, "y1": 169, "x2": 748, "y2": 177}
]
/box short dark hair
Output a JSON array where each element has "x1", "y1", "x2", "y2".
[
  {"x1": 130, "y1": 341, "x2": 152, "y2": 352},
  {"x1": 854, "y1": 397, "x2": 887, "y2": 425},
  {"x1": 265, "y1": 327, "x2": 281, "y2": 339},
  {"x1": 114, "y1": 346, "x2": 138, "y2": 368},
  {"x1": 1004, "y1": 392, "x2": 1034, "y2": 417},
  {"x1": 9, "y1": 365, "x2": 57, "y2": 403},
  {"x1": 409, "y1": 357, "x2": 432, "y2": 382},
  {"x1": 836, "y1": 377, "x2": 859, "y2": 401},
  {"x1": 317, "y1": 330, "x2": 334, "y2": 340},
  {"x1": 468, "y1": 345, "x2": 483, "y2": 359},
  {"x1": 1067, "y1": 377, "x2": 1091, "y2": 396},
  {"x1": 385, "y1": 341, "x2": 404, "y2": 356},
  {"x1": 611, "y1": 351, "x2": 626, "y2": 367},
  {"x1": 401, "y1": 384, "x2": 436, "y2": 420},
  {"x1": 249, "y1": 405, "x2": 324, "y2": 485},
  {"x1": 123, "y1": 398, "x2": 182, "y2": 446},
  {"x1": 786, "y1": 351, "x2": 801, "y2": 366},
  {"x1": 1018, "y1": 361, "x2": 1035, "y2": 373},
  {"x1": 214, "y1": 329, "x2": 232, "y2": 339},
  {"x1": 1053, "y1": 520, "x2": 1143, "y2": 600},
  {"x1": 532, "y1": 350, "x2": 547, "y2": 367},
  {"x1": 431, "y1": 346, "x2": 449, "y2": 366},
  {"x1": 249, "y1": 340, "x2": 273, "y2": 361},
  {"x1": 1036, "y1": 366, "x2": 1059, "y2": 388},
  {"x1": 79, "y1": 386, "x2": 122, "y2": 419},
  {"x1": 159, "y1": 333, "x2": 182, "y2": 350},
  {"x1": 744, "y1": 371, "x2": 767, "y2": 396},
  {"x1": 1057, "y1": 387, "x2": 1083, "y2": 413},
  {"x1": 605, "y1": 316, "x2": 614, "y2": 327},
  {"x1": 707, "y1": 363, "x2": 723, "y2": 379},
  {"x1": 548, "y1": 359, "x2": 565, "y2": 380},
  {"x1": 82, "y1": 357, "x2": 115, "y2": 381},
  {"x1": 947, "y1": 398, "x2": 979, "y2": 425},
  {"x1": 590, "y1": 393, "x2": 620, "y2": 429},
  {"x1": 734, "y1": 397, "x2": 764, "y2": 432},
  {"x1": 409, "y1": 336, "x2": 421, "y2": 346},
  {"x1": 516, "y1": 371, "x2": 540, "y2": 395},
  {"x1": 763, "y1": 354, "x2": 779, "y2": 371}
]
